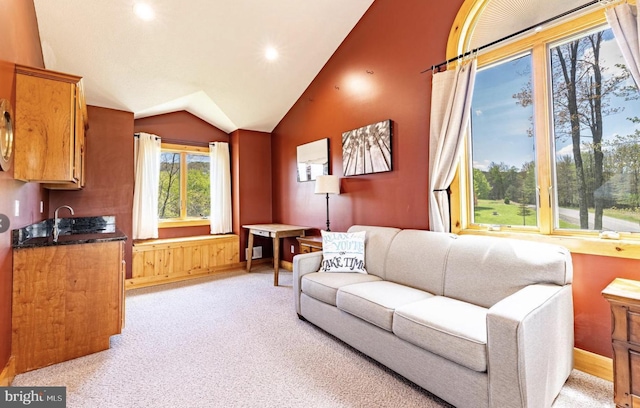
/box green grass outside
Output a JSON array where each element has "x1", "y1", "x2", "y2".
[
  {"x1": 475, "y1": 199, "x2": 640, "y2": 229},
  {"x1": 601, "y1": 208, "x2": 640, "y2": 224},
  {"x1": 559, "y1": 219, "x2": 578, "y2": 229},
  {"x1": 474, "y1": 200, "x2": 537, "y2": 226}
]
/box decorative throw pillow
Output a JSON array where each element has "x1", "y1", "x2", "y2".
[{"x1": 320, "y1": 230, "x2": 367, "y2": 273}]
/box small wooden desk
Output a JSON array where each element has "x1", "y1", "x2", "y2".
[{"x1": 243, "y1": 224, "x2": 310, "y2": 286}]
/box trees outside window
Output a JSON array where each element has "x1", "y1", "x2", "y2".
[
  {"x1": 158, "y1": 144, "x2": 210, "y2": 226},
  {"x1": 550, "y1": 28, "x2": 640, "y2": 232},
  {"x1": 470, "y1": 54, "x2": 538, "y2": 227},
  {"x1": 464, "y1": 21, "x2": 640, "y2": 236}
]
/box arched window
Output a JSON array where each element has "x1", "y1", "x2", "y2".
[{"x1": 447, "y1": 0, "x2": 640, "y2": 258}]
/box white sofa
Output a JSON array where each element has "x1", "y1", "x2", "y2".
[{"x1": 293, "y1": 225, "x2": 574, "y2": 408}]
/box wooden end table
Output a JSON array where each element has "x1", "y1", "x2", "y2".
[
  {"x1": 602, "y1": 278, "x2": 640, "y2": 408},
  {"x1": 297, "y1": 236, "x2": 323, "y2": 253}
]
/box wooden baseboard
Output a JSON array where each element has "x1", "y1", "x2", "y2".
[
  {"x1": 280, "y1": 260, "x2": 293, "y2": 271},
  {"x1": 574, "y1": 348, "x2": 613, "y2": 382},
  {"x1": 0, "y1": 357, "x2": 16, "y2": 386}
]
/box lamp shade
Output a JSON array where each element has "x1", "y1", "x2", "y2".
[{"x1": 315, "y1": 175, "x2": 340, "y2": 195}]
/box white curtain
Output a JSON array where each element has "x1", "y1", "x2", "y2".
[
  {"x1": 132, "y1": 133, "x2": 161, "y2": 239},
  {"x1": 606, "y1": 3, "x2": 640, "y2": 87},
  {"x1": 209, "y1": 142, "x2": 232, "y2": 234},
  {"x1": 428, "y1": 60, "x2": 477, "y2": 232}
]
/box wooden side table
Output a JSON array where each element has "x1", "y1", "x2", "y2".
[
  {"x1": 243, "y1": 224, "x2": 310, "y2": 286},
  {"x1": 602, "y1": 278, "x2": 640, "y2": 408},
  {"x1": 297, "y1": 236, "x2": 323, "y2": 253}
]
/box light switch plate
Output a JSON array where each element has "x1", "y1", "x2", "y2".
[{"x1": 14, "y1": 200, "x2": 19, "y2": 217}]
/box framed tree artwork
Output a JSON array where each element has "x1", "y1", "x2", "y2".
[{"x1": 342, "y1": 119, "x2": 392, "y2": 176}]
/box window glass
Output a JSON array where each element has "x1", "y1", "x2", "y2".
[
  {"x1": 186, "y1": 153, "x2": 210, "y2": 218},
  {"x1": 159, "y1": 152, "x2": 181, "y2": 219},
  {"x1": 470, "y1": 53, "x2": 538, "y2": 227},
  {"x1": 550, "y1": 28, "x2": 640, "y2": 233}
]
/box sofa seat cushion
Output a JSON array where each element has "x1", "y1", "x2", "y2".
[
  {"x1": 393, "y1": 296, "x2": 488, "y2": 372},
  {"x1": 336, "y1": 281, "x2": 434, "y2": 332},
  {"x1": 301, "y1": 272, "x2": 382, "y2": 307}
]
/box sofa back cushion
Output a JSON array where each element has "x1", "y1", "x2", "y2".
[
  {"x1": 443, "y1": 235, "x2": 573, "y2": 308},
  {"x1": 384, "y1": 230, "x2": 456, "y2": 295},
  {"x1": 347, "y1": 225, "x2": 401, "y2": 279}
]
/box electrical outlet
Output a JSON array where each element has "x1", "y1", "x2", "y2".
[{"x1": 291, "y1": 245, "x2": 295, "y2": 253}]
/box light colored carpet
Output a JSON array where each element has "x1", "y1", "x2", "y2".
[{"x1": 13, "y1": 267, "x2": 614, "y2": 407}]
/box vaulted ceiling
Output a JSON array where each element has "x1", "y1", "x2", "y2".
[{"x1": 33, "y1": 0, "x2": 374, "y2": 133}]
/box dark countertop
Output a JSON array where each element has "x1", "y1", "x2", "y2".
[{"x1": 12, "y1": 215, "x2": 127, "y2": 249}]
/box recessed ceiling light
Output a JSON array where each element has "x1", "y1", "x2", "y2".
[
  {"x1": 265, "y1": 47, "x2": 279, "y2": 61},
  {"x1": 134, "y1": 3, "x2": 155, "y2": 21}
]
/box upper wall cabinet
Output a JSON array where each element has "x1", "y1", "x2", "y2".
[{"x1": 14, "y1": 64, "x2": 88, "y2": 189}]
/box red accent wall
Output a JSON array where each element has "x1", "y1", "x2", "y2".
[
  {"x1": 134, "y1": 111, "x2": 229, "y2": 240},
  {"x1": 272, "y1": 0, "x2": 455, "y2": 262},
  {"x1": 134, "y1": 111, "x2": 229, "y2": 145},
  {"x1": 572, "y1": 254, "x2": 640, "y2": 358},
  {"x1": 271, "y1": 0, "x2": 636, "y2": 358},
  {"x1": 0, "y1": 0, "x2": 45, "y2": 373},
  {"x1": 231, "y1": 130, "x2": 273, "y2": 261},
  {"x1": 49, "y1": 106, "x2": 135, "y2": 278}
]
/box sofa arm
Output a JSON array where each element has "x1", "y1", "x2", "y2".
[
  {"x1": 487, "y1": 284, "x2": 573, "y2": 408},
  {"x1": 293, "y1": 252, "x2": 323, "y2": 314}
]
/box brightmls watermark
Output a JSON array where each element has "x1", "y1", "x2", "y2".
[{"x1": 0, "y1": 387, "x2": 65, "y2": 407}]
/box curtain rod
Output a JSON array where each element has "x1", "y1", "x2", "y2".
[
  {"x1": 422, "y1": 0, "x2": 607, "y2": 74},
  {"x1": 163, "y1": 138, "x2": 210, "y2": 147},
  {"x1": 134, "y1": 133, "x2": 212, "y2": 147},
  {"x1": 133, "y1": 132, "x2": 160, "y2": 140}
]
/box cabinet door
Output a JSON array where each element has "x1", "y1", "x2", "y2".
[
  {"x1": 73, "y1": 87, "x2": 85, "y2": 187},
  {"x1": 15, "y1": 73, "x2": 75, "y2": 182},
  {"x1": 45, "y1": 84, "x2": 86, "y2": 190},
  {"x1": 12, "y1": 247, "x2": 67, "y2": 374},
  {"x1": 14, "y1": 65, "x2": 87, "y2": 189}
]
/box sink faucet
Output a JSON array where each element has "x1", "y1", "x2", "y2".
[{"x1": 53, "y1": 205, "x2": 74, "y2": 242}]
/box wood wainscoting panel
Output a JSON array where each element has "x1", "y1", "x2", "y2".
[{"x1": 129, "y1": 234, "x2": 240, "y2": 289}]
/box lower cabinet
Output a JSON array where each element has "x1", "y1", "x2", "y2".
[
  {"x1": 603, "y1": 278, "x2": 640, "y2": 408},
  {"x1": 12, "y1": 241, "x2": 124, "y2": 374}
]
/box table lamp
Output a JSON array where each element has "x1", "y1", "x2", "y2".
[{"x1": 315, "y1": 175, "x2": 340, "y2": 231}]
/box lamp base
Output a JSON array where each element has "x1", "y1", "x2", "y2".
[{"x1": 325, "y1": 193, "x2": 331, "y2": 231}]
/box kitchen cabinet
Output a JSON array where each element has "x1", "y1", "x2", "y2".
[
  {"x1": 13, "y1": 64, "x2": 88, "y2": 189},
  {"x1": 12, "y1": 240, "x2": 125, "y2": 374}
]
